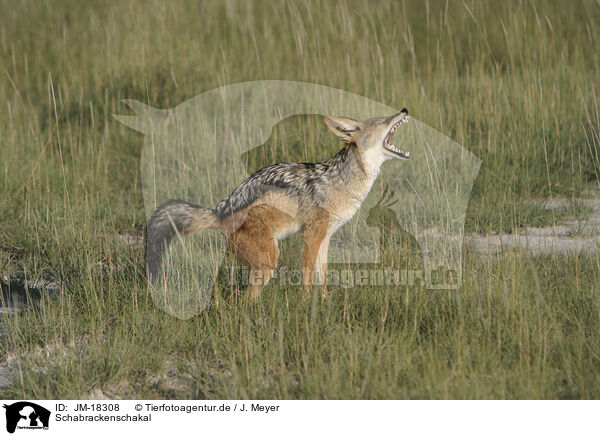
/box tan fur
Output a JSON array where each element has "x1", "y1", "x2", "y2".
[
  {"x1": 227, "y1": 205, "x2": 285, "y2": 302},
  {"x1": 224, "y1": 199, "x2": 329, "y2": 301},
  {"x1": 301, "y1": 208, "x2": 330, "y2": 298}
]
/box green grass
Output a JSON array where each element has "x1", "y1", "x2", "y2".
[{"x1": 1, "y1": 0, "x2": 600, "y2": 399}]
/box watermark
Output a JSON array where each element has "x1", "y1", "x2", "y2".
[
  {"x1": 115, "y1": 80, "x2": 481, "y2": 318},
  {"x1": 228, "y1": 265, "x2": 459, "y2": 289}
]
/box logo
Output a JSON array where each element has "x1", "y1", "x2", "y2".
[{"x1": 3, "y1": 402, "x2": 50, "y2": 433}]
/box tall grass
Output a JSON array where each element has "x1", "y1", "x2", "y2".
[{"x1": 1, "y1": 0, "x2": 599, "y2": 399}]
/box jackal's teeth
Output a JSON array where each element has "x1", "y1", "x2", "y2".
[{"x1": 383, "y1": 116, "x2": 410, "y2": 158}]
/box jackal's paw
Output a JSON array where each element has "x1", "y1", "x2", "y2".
[
  {"x1": 243, "y1": 285, "x2": 263, "y2": 304},
  {"x1": 301, "y1": 287, "x2": 312, "y2": 302}
]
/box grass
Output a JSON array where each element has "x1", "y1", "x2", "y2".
[{"x1": 1, "y1": 0, "x2": 600, "y2": 399}]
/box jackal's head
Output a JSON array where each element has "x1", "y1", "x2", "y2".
[{"x1": 324, "y1": 109, "x2": 411, "y2": 162}]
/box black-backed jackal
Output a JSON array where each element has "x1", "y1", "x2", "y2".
[{"x1": 147, "y1": 109, "x2": 410, "y2": 302}]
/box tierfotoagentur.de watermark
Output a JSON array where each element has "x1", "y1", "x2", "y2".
[{"x1": 228, "y1": 265, "x2": 460, "y2": 289}]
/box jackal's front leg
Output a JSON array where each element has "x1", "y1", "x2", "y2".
[
  {"x1": 301, "y1": 208, "x2": 330, "y2": 299},
  {"x1": 314, "y1": 236, "x2": 331, "y2": 298}
]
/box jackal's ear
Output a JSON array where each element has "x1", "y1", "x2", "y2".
[{"x1": 324, "y1": 116, "x2": 361, "y2": 143}]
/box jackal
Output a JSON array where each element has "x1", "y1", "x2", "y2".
[{"x1": 146, "y1": 109, "x2": 410, "y2": 301}]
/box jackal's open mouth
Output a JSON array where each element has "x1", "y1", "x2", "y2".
[{"x1": 384, "y1": 116, "x2": 410, "y2": 159}]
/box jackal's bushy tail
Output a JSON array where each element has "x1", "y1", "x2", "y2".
[{"x1": 146, "y1": 199, "x2": 220, "y2": 280}]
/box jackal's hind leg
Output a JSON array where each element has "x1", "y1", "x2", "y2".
[{"x1": 228, "y1": 208, "x2": 280, "y2": 303}]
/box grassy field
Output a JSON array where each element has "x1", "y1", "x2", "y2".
[{"x1": 1, "y1": 0, "x2": 600, "y2": 399}]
